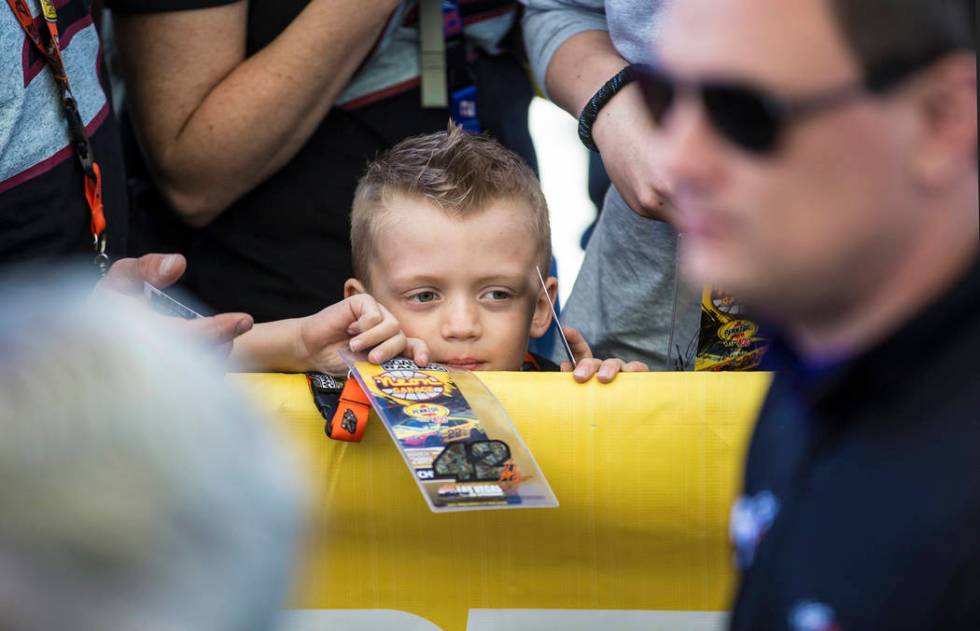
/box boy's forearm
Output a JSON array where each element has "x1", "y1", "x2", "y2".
[{"x1": 229, "y1": 318, "x2": 309, "y2": 373}]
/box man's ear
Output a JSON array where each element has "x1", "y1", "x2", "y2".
[
  {"x1": 344, "y1": 278, "x2": 367, "y2": 299},
  {"x1": 529, "y1": 275, "x2": 559, "y2": 338},
  {"x1": 909, "y1": 52, "x2": 977, "y2": 187}
]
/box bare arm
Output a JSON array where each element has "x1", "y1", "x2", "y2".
[
  {"x1": 113, "y1": 0, "x2": 400, "y2": 226},
  {"x1": 230, "y1": 295, "x2": 430, "y2": 376},
  {"x1": 543, "y1": 29, "x2": 628, "y2": 120},
  {"x1": 540, "y1": 29, "x2": 673, "y2": 221}
]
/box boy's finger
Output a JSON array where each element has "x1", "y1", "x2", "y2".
[
  {"x1": 625, "y1": 361, "x2": 650, "y2": 373},
  {"x1": 404, "y1": 338, "x2": 430, "y2": 367},
  {"x1": 347, "y1": 294, "x2": 384, "y2": 333},
  {"x1": 349, "y1": 301, "x2": 395, "y2": 344},
  {"x1": 367, "y1": 331, "x2": 408, "y2": 364},
  {"x1": 596, "y1": 358, "x2": 625, "y2": 383},
  {"x1": 559, "y1": 361, "x2": 574, "y2": 372},
  {"x1": 564, "y1": 326, "x2": 594, "y2": 360},
  {"x1": 572, "y1": 358, "x2": 601, "y2": 383},
  {"x1": 349, "y1": 315, "x2": 402, "y2": 353}
]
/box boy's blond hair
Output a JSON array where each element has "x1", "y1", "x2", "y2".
[{"x1": 351, "y1": 123, "x2": 551, "y2": 282}]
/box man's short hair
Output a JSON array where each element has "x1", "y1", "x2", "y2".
[
  {"x1": 828, "y1": 0, "x2": 975, "y2": 79},
  {"x1": 351, "y1": 123, "x2": 551, "y2": 281},
  {"x1": 0, "y1": 274, "x2": 303, "y2": 631}
]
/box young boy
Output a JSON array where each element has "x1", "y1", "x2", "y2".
[
  {"x1": 342, "y1": 124, "x2": 647, "y2": 382},
  {"x1": 233, "y1": 124, "x2": 645, "y2": 381}
]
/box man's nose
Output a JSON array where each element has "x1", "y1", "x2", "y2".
[
  {"x1": 440, "y1": 299, "x2": 481, "y2": 341},
  {"x1": 657, "y1": 98, "x2": 727, "y2": 198}
]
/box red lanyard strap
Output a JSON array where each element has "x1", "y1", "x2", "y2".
[{"x1": 6, "y1": 0, "x2": 108, "y2": 271}]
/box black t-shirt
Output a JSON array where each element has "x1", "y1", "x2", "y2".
[
  {"x1": 110, "y1": 0, "x2": 442, "y2": 322},
  {"x1": 731, "y1": 256, "x2": 980, "y2": 631},
  {"x1": 1, "y1": 0, "x2": 128, "y2": 273},
  {"x1": 184, "y1": 86, "x2": 452, "y2": 322},
  {"x1": 108, "y1": 0, "x2": 535, "y2": 323}
]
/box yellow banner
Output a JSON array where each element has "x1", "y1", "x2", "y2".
[{"x1": 230, "y1": 371, "x2": 771, "y2": 631}]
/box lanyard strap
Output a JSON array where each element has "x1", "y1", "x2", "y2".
[
  {"x1": 6, "y1": 0, "x2": 108, "y2": 272},
  {"x1": 419, "y1": 0, "x2": 447, "y2": 107},
  {"x1": 418, "y1": 0, "x2": 480, "y2": 131}
]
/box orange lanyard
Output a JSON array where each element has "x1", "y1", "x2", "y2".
[{"x1": 6, "y1": 0, "x2": 108, "y2": 272}]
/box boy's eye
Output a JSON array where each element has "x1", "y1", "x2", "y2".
[
  {"x1": 483, "y1": 289, "x2": 512, "y2": 301},
  {"x1": 409, "y1": 291, "x2": 438, "y2": 304}
]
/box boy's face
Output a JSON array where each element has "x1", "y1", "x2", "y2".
[{"x1": 346, "y1": 194, "x2": 556, "y2": 371}]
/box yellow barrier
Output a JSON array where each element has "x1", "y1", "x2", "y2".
[{"x1": 229, "y1": 372, "x2": 771, "y2": 631}]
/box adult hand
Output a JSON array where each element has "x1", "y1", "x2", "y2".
[
  {"x1": 559, "y1": 326, "x2": 649, "y2": 383},
  {"x1": 590, "y1": 84, "x2": 676, "y2": 223},
  {"x1": 541, "y1": 31, "x2": 674, "y2": 224},
  {"x1": 98, "y1": 254, "x2": 253, "y2": 351}
]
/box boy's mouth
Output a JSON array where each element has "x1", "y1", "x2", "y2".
[{"x1": 439, "y1": 357, "x2": 487, "y2": 371}]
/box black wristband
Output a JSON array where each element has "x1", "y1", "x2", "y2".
[{"x1": 577, "y1": 65, "x2": 636, "y2": 153}]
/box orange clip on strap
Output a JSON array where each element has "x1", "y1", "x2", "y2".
[
  {"x1": 84, "y1": 161, "x2": 106, "y2": 237},
  {"x1": 328, "y1": 378, "x2": 371, "y2": 442}
]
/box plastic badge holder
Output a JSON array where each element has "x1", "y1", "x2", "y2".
[{"x1": 340, "y1": 352, "x2": 558, "y2": 512}]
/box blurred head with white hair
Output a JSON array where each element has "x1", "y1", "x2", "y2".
[{"x1": 0, "y1": 270, "x2": 304, "y2": 631}]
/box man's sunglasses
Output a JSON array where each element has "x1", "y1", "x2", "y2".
[{"x1": 633, "y1": 53, "x2": 945, "y2": 155}]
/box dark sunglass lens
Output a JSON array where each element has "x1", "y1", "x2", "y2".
[
  {"x1": 635, "y1": 65, "x2": 676, "y2": 125},
  {"x1": 704, "y1": 84, "x2": 780, "y2": 153}
]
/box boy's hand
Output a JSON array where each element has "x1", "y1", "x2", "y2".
[
  {"x1": 297, "y1": 293, "x2": 430, "y2": 375},
  {"x1": 559, "y1": 326, "x2": 649, "y2": 383}
]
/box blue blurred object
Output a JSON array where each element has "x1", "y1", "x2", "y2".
[{"x1": 581, "y1": 152, "x2": 611, "y2": 249}]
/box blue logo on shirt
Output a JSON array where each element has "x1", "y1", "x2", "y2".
[{"x1": 730, "y1": 490, "x2": 779, "y2": 568}]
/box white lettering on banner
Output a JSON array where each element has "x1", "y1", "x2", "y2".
[
  {"x1": 278, "y1": 609, "x2": 728, "y2": 631},
  {"x1": 278, "y1": 610, "x2": 440, "y2": 630},
  {"x1": 467, "y1": 610, "x2": 729, "y2": 630}
]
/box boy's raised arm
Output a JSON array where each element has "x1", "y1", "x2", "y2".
[{"x1": 231, "y1": 294, "x2": 430, "y2": 376}]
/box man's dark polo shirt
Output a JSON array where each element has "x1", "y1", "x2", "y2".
[{"x1": 731, "y1": 255, "x2": 980, "y2": 631}]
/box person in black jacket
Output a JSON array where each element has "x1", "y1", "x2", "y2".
[{"x1": 646, "y1": 0, "x2": 978, "y2": 629}]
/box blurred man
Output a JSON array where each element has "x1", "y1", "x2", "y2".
[
  {"x1": 649, "y1": 0, "x2": 978, "y2": 629},
  {"x1": 0, "y1": 275, "x2": 304, "y2": 630}
]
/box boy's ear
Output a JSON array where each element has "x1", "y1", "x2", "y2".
[
  {"x1": 529, "y1": 275, "x2": 559, "y2": 339},
  {"x1": 344, "y1": 278, "x2": 367, "y2": 299}
]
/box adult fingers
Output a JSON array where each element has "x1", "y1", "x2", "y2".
[
  {"x1": 100, "y1": 253, "x2": 186, "y2": 296},
  {"x1": 183, "y1": 312, "x2": 253, "y2": 351},
  {"x1": 99, "y1": 257, "x2": 142, "y2": 294},
  {"x1": 137, "y1": 253, "x2": 186, "y2": 289}
]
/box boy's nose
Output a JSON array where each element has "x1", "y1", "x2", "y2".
[{"x1": 441, "y1": 299, "x2": 481, "y2": 341}]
